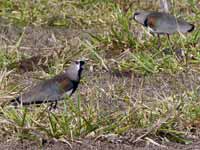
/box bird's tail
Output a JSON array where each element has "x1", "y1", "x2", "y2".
[{"x1": 177, "y1": 20, "x2": 195, "y2": 33}]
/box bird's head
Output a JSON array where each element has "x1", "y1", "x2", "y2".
[{"x1": 65, "y1": 60, "x2": 86, "y2": 81}]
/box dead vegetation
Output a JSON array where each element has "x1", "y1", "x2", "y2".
[{"x1": 0, "y1": 0, "x2": 199, "y2": 149}]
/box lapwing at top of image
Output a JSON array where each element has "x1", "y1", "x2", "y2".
[
  {"x1": 132, "y1": 11, "x2": 195, "y2": 48},
  {"x1": 10, "y1": 60, "x2": 85, "y2": 108}
]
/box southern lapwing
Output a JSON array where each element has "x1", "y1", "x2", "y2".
[
  {"x1": 10, "y1": 60, "x2": 85, "y2": 108},
  {"x1": 132, "y1": 11, "x2": 195, "y2": 48}
]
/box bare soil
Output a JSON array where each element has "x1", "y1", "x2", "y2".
[{"x1": 1, "y1": 138, "x2": 200, "y2": 150}]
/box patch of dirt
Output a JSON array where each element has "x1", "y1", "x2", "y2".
[
  {"x1": 79, "y1": 67, "x2": 200, "y2": 113},
  {"x1": 0, "y1": 23, "x2": 95, "y2": 55},
  {"x1": 7, "y1": 54, "x2": 54, "y2": 72},
  {"x1": 1, "y1": 138, "x2": 200, "y2": 150}
]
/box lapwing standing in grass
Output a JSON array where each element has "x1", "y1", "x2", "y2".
[
  {"x1": 132, "y1": 11, "x2": 195, "y2": 48},
  {"x1": 10, "y1": 60, "x2": 85, "y2": 108}
]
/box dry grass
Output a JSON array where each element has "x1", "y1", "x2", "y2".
[{"x1": 0, "y1": 0, "x2": 199, "y2": 147}]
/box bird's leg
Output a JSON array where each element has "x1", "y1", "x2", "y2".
[
  {"x1": 167, "y1": 34, "x2": 172, "y2": 46},
  {"x1": 157, "y1": 34, "x2": 161, "y2": 49},
  {"x1": 53, "y1": 101, "x2": 57, "y2": 109},
  {"x1": 167, "y1": 34, "x2": 174, "y2": 52},
  {"x1": 48, "y1": 103, "x2": 54, "y2": 111},
  {"x1": 48, "y1": 101, "x2": 57, "y2": 111}
]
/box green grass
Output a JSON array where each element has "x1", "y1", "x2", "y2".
[
  {"x1": 0, "y1": 0, "x2": 200, "y2": 146},
  {"x1": 1, "y1": 91, "x2": 200, "y2": 144}
]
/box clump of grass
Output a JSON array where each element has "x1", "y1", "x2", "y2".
[{"x1": 117, "y1": 51, "x2": 183, "y2": 76}]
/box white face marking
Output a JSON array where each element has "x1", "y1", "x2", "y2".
[
  {"x1": 66, "y1": 60, "x2": 84, "y2": 81},
  {"x1": 75, "y1": 62, "x2": 80, "y2": 71}
]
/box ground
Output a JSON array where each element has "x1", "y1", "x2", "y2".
[
  {"x1": 0, "y1": 0, "x2": 200, "y2": 149},
  {"x1": 1, "y1": 139, "x2": 200, "y2": 150}
]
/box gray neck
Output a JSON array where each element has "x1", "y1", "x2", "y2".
[{"x1": 65, "y1": 64, "x2": 82, "y2": 81}]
